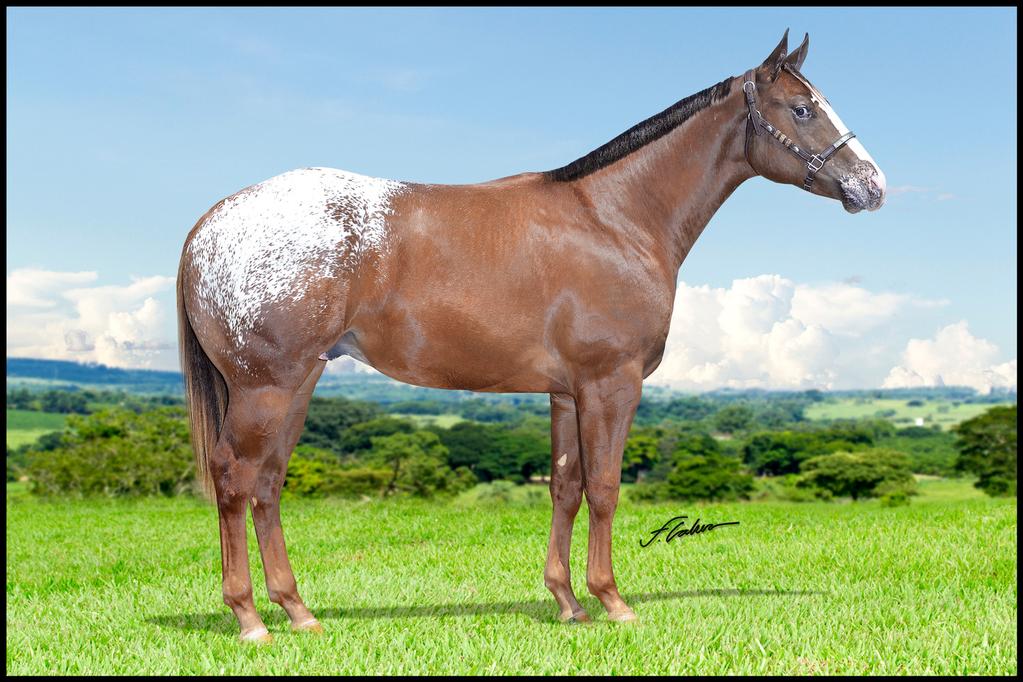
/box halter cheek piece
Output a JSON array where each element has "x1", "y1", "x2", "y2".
[{"x1": 742, "y1": 68, "x2": 856, "y2": 192}]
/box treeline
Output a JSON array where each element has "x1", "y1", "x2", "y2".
[
  {"x1": 296, "y1": 397, "x2": 550, "y2": 491},
  {"x1": 9, "y1": 393, "x2": 1015, "y2": 503},
  {"x1": 7, "y1": 387, "x2": 182, "y2": 414},
  {"x1": 625, "y1": 421, "x2": 919, "y2": 505},
  {"x1": 9, "y1": 396, "x2": 550, "y2": 499}
]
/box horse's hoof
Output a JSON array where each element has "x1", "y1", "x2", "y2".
[
  {"x1": 561, "y1": 610, "x2": 591, "y2": 624},
  {"x1": 292, "y1": 618, "x2": 324, "y2": 634},
  {"x1": 239, "y1": 627, "x2": 273, "y2": 645},
  {"x1": 608, "y1": 609, "x2": 639, "y2": 623}
]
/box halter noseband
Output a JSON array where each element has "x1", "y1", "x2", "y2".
[{"x1": 743, "y1": 67, "x2": 856, "y2": 192}]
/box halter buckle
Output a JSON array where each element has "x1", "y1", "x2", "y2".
[{"x1": 807, "y1": 155, "x2": 826, "y2": 173}]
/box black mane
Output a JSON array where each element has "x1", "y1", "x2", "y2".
[{"x1": 543, "y1": 76, "x2": 735, "y2": 182}]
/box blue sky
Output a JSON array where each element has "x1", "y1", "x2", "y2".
[{"x1": 6, "y1": 8, "x2": 1018, "y2": 390}]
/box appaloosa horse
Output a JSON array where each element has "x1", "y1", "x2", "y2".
[{"x1": 177, "y1": 30, "x2": 886, "y2": 642}]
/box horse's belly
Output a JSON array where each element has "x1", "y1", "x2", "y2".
[{"x1": 341, "y1": 309, "x2": 565, "y2": 393}]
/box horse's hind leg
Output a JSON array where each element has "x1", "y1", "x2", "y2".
[
  {"x1": 250, "y1": 361, "x2": 325, "y2": 633},
  {"x1": 211, "y1": 383, "x2": 300, "y2": 643},
  {"x1": 544, "y1": 392, "x2": 590, "y2": 623}
]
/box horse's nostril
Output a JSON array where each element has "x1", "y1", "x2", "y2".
[
  {"x1": 868, "y1": 173, "x2": 887, "y2": 209},
  {"x1": 870, "y1": 167, "x2": 887, "y2": 195}
]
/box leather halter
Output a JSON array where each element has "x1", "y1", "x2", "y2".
[{"x1": 742, "y1": 67, "x2": 856, "y2": 192}]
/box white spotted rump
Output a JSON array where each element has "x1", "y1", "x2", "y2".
[{"x1": 188, "y1": 167, "x2": 406, "y2": 347}]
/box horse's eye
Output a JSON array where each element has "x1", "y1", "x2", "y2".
[{"x1": 793, "y1": 105, "x2": 811, "y2": 120}]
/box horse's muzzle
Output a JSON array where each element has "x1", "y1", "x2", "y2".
[{"x1": 839, "y1": 162, "x2": 886, "y2": 214}]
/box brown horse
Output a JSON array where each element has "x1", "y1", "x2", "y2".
[{"x1": 177, "y1": 30, "x2": 886, "y2": 642}]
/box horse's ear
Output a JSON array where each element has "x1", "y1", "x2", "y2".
[
  {"x1": 784, "y1": 33, "x2": 810, "y2": 71},
  {"x1": 759, "y1": 28, "x2": 789, "y2": 78}
]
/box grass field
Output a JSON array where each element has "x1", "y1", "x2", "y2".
[
  {"x1": 5, "y1": 479, "x2": 1015, "y2": 675},
  {"x1": 804, "y1": 398, "x2": 1010, "y2": 430},
  {"x1": 5, "y1": 409, "x2": 67, "y2": 448}
]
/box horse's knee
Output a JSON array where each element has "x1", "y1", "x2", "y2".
[
  {"x1": 584, "y1": 479, "x2": 621, "y2": 517},
  {"x1": 550, "y1": 477, "x2": 583, "y2": 511}
]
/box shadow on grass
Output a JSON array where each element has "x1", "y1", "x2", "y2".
[{"x1": 147, "y1": 588, "x2": 825, "y2": 634}]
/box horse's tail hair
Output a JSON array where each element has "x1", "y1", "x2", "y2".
[{"x1": 177, "y1": 256, "x2": 227, "y2": 501}]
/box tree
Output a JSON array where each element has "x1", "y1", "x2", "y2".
[
  {"x1": 743, "y1": 430, "x2": 826, "y2": 475},
  {"x1": 434, "y1": 422, "x2": 547, "y2": 482},
  {"x1": 298, "y1": 396, "x2": 383, "y2": 455},
  {"x1": 877, "y1": 426, "x2": 958, "y2": 476},
  {"x1": 798, "y1": 448, "x2": 916, "y2": 501},
  {"x1": 635, "y1": 395, "x2": 718, "y2": 423},
  {"x1": 953, "y1": 405, "x2": 1017, "y2": 497},
  {"x1": 743, "y1": 421, "x2": 891, "y2": 475},
  {"x1": 666, "y1": 452, "x2": 754, "y2": 502},
  {"x1": 436, "y1": 422, "x2": 489, "y2": 468},
  {"x1": 506, "y1": 426, "x2": 551, "y2": 482},
  {"x1": 713, "y1": 404, "x2": 755, "y2": 434},
  {"x1": 7, "y1": 388, "x2": 34, "y2": 410},
  {"x1": 39, "y1": 390, "x2": 89, "y2": 414},
  {"x1": 663, "y1": 432, "x2": 754, "y2": 502},
  {"x1": 283, "y1": 445, "x2": 391, "y2": 498},
  {"x1": 622, "y1": 429, "x2": 661, "y2": 482},
  {"x1": 368, "y1": 431, "x2": 475, "y2": 497},
  {"x1": 337, "y1": 416, "x2": 415, "y2": 454},
  {"x1": 26, "y1": 407, "x2": 194, "y2": 496}
]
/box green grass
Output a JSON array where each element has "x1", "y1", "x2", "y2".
[
  {"x1": 6, "y1": 409, "x2": 67, "y2": 448},
  {"x1": 805, "y1": 398, "x2": 1012, "y2": 430},
  {"x1": 6, "y1": 479, "x2": 1015, "y2": 675},
  {"x1": 913, "y1": 475, "x2": 987, "y2": 502},
  {"x1": 391, "y1": 412, "x2": 465, "y2": 428}
]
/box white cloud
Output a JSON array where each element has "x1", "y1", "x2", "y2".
[
  {"x1": 6, "y1": 269, "x2": 97, "y2": 308},
  {"x1": 887, "y1": 185, "x2": 933, "y2": 196},
  {"x1": 648, "y1": 275, "x2": 957, "y2": 391},
  {"x1": 886, "y1": 185, "x2": 957, "y2": 202},
  {"x1": 651, "y1": 275, "x2": 840, "y2": 390},
  {"x1": 882, "y1": 322, "x2": 1017, "y2": 394},
  {"x1": 323, "y1": 356, "x2": 380, "y2": 376},
  {"x1": 791, "y1": 282, "x2": 947, "y2": 336},
  {"x1": 6, "y1": 269, "x2": 177, "y2": 370}
]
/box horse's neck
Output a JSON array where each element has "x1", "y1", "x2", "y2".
[{"x1": 575, "y1": 85, "x2": 754, "y2": 271}]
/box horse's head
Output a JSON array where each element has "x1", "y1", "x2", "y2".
[{"x1": 743, "y1": 30, "x2": 886, "y2": 213}]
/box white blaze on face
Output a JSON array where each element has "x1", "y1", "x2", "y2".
[
  {"x1": 189, "y1": 167, "x2": 406, "y2": 348},
  {"x1": 808, "y1": 87, "x2": 887, "y2": 194}
]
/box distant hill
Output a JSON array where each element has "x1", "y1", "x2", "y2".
[
  {"x1": 6, "y1": 357, "x2": 1014, "y2": 404},
  {"x1": 7, "y1": 357, "x2": 184, "y2": 394}
]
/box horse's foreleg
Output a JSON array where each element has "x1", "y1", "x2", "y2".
[
  {"x1": 544, "y1": 392, "x2": 589, "y2": 623},
  {"x1": 576, "y1": 367, "x2": 643, "y2": 622},
  {"x1": 250, "y1": 363, "x2": 325, "y2": 634}
]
